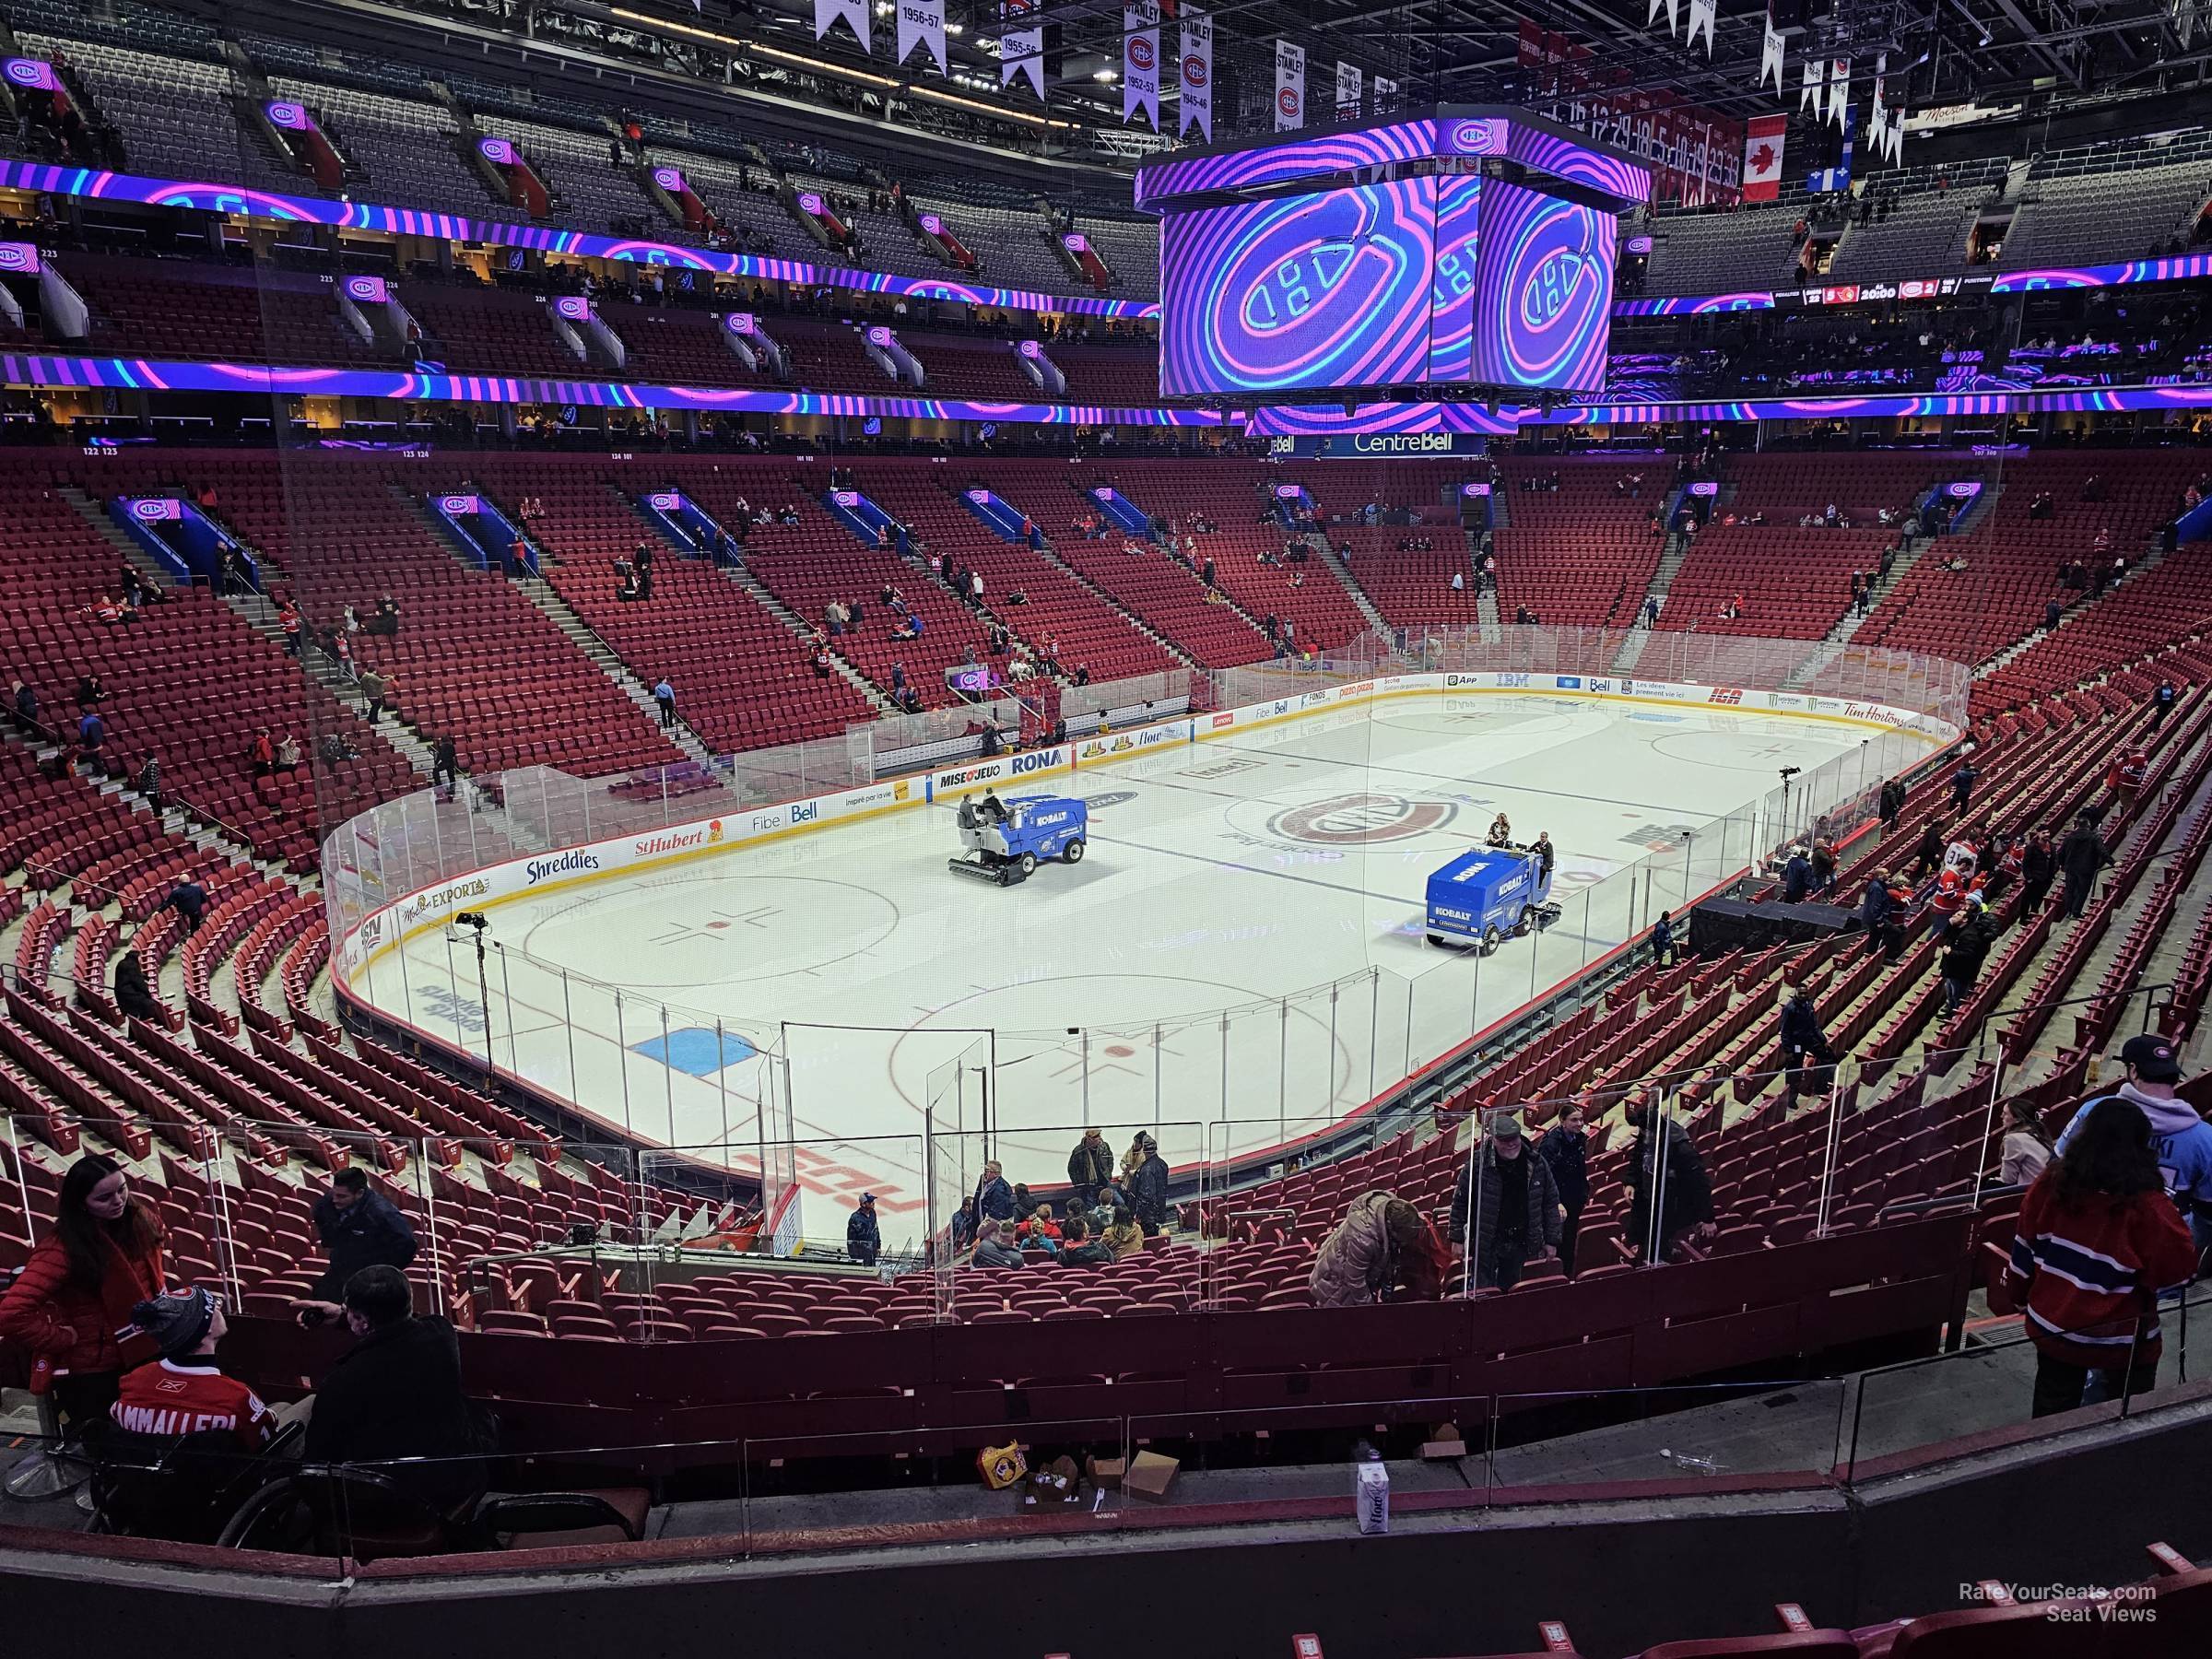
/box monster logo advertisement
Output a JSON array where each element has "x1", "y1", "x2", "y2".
[{"x1": 1159, "y1": 178, "x2": 1436, "y2": 398}]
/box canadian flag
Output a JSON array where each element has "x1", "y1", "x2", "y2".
[{"x1": 1742, "y1": 114, "x2": 1787, "y2": 202}]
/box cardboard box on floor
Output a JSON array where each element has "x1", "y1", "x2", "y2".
[
  {"x1": 1086, "y1": 1454, "x2": 1125, "y2": 1490},
  {"x1": 1124, "y1": 1450, "x2": 1179, "y2": 1500}
]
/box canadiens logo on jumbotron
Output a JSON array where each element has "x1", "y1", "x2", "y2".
[{"x1": 1268, "y1": 794, "x2": 1454, "y2": 846}]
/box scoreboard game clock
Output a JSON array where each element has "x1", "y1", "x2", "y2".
[{"x1": 1143, "y1": 106, "x2": 1647, "y2": 406}]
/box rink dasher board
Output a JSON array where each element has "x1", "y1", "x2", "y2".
[{"x1": 331, "y1": 672, "x2": 1959, "y2": 987}]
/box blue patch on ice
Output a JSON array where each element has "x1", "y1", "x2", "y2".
[{"x1": 630, "y1": 1026, "x2": 759, "y2": 1075}]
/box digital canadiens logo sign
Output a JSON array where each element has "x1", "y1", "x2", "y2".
[
  {"x1": 1159, "y1": 178, "x2": 1433, "y2": 399},
  {"x1": 1468, "y1": 181, "x2": 1615, "y2": 395}
]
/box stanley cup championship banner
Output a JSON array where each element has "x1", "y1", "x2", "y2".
[
  {"x1": 898, "y1": 0, "x2": 946, "y2": 75},
  {"x1": 1372, "y1": 73, "x2": 1398, "y2": 112},
  {"x1": 1275, "y1": 40, "x2": 1304, "y2": 131},
  {"x1": 1179, "y1": 7, "x2": 1212, "y2": 139},
  {"x1": 1335, "y1": 60, "x2": 1362, "y2": 119},
  {"x1": 1001, "y1": 0, "x2": 1042, "y2": 99},
  {"x1": 1518, "y1": 22, "x2": 1743, "y2": 205},
  {"x1": 814, "y1": 0, "x2": 869, "y2": 49},
  {"x1": 1124, "y1": 1, "x2": 1160, "y2": 130}
]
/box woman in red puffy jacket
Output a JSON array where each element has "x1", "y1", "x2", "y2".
[{"x1": 0, "y1": 1154, "x2": 165, "y2": 1427}]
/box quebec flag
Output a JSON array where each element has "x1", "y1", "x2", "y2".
[{"x1": 1807, "y1": 132, "x2": 1853, "y2": 194}]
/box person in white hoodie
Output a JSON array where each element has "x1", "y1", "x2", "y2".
[{"x1": 2055, "y1": 1034, "x2": 2212, "y2": 1256}]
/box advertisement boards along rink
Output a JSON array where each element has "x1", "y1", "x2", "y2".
[{"x1": 347, "y1": 678, "x2": 1945, "y2": 1241}]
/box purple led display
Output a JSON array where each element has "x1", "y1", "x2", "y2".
[
  {"x1": 1622, "y1": 234, "x2": 1654, "y2": 255},
  {"x1": 554, "y1": 296, "x2": 593, "y2": 321},
  {"x1": 437, "y1": 493, "x2": 482, "y2": 515},
  {"x1": 651, "y1": 167, "x2": 685, "y2": 194},
  {"x1": 0, "y1": 241, "x2": 42, "y2": 276},
  {"x1": 1442, "y1": 118, "x2": 1507, "y2": 157},
  {"x1": 125, "y1": 497, "x2": 182, "y2": 523},
  {"x1": 1460, "y1": 481, "x2": 1491, "y2": 497},
  {"x1": 341, "y1": 275, "x2": 388, "y2": 304},
  {"x1": 1945, "y1": 480, "x2": 1984, "y2": 499},
  {"x1": 1062, "y1": 232, "x2": 1088, "y2": 253},
  {"x1": 265, "y1": 100, "x2": 312, "y2": 132},
  {"x1": 1159, "y1": 177, "x2": 1436, "y2": 398},
  {"x1": 1136, "y1": 120, "x2": 1443, "y2": 209},
  {"x1": 798, "y1": 193, "x2": 826, "y2": 217},
  {"x1": 477, "y1": 137, "x2": 514, "y2": 166},
  {"x1": 920, "y1": 214, "x2": 943, "y2": 236},
  {"x1": 865, "y1": 325, "x2": 894, "y2": 347},
  {"x1": 1018, "y1": 339, "x2": 1041, "y2": 358},
  {"x1": 646, "y1": 490, "x2": 683, "y2": 512},
  {"x1": 1427, "y1": 175, "x2": 1483, "y2": 383},
  {"x1": 1504, "y1": 128, "x2": 1653, "y2": 206},
  {"x1": 1468, "y1": 181, "x2": 1615, "y2": 395},
  {"x1": 1687, "y1": 480, "x2": 1719, "y2": 497},
  {"x1": 3, "y1": 58, "x2": 55, "y2": 92}
]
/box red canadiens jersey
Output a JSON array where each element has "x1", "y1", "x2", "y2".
[{"x1": 111, "y1": 1359, "x2": 273, "y2": 1450}]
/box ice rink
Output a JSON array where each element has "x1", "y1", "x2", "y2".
[{"x1": 351, "y1": 689, "x2": 1937, "y2": 1239}]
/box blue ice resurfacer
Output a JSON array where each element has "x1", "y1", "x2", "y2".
[
  {"x1": 950, "y1": 794, "x2": 1088, "y2": 886},
  {"x1": 1424, "y1": 847, "x2": 1557, "y2": 952}
]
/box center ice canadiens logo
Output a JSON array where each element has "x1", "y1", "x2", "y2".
[{"x1": 1267, "y1": 793, "x2": 1454, "y2": 846}]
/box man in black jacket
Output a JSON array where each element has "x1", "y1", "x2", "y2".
[
  {"x1": 1779, "y1": 980, "x2": 1835, "y2": 1104},
  {"x1": 2059, "y1": 813, "x2": 2110, "y2": 920},
  {"x1": 299, "y1": 1168, "x2": 418, "y2": 1312},
  {"x1": 1940, "y1": 896, "x2": 1999, "y2": 1015},
  {"x1": 1861, "y1": 869, "x2": 1904, "y2": 963},
  {"x1": 1622, "y1": 1091, "x2": 1713, "y2": 1265},
  {"x1": 1537, "y1": 1102, "x2": 1590, "y2": 1276},
  {"x1": 1066, "y1": 1128, "x2": 1114, "y2": 1208},
  {"x1": 304, "y1": 1265, "x2": 484, "y2": 1511},
  {"x1": 1126, "y1": 1136, "x2": 1170, "y2": 1237},
  {"x1": 845, "y1": 1193, "x2": 880, "y2": 1266},
  {"x1": 1449, "y1": 1112, "x2": 1561, "y2": 1290}
]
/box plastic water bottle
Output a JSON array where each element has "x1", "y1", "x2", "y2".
[
  {"x1": 1659, "y1": 1448, "x2": 1720, "y2": 1473},
  {"x1": 1355, "y1": 1450, "x2": 1391, "y2": 1535}
]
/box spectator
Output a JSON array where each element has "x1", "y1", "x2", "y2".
[
  {"x1": 1650, "y1": 909, "x2": 1677, "y2": 968},
  {"x1": 248, "y1": 729, "x2": 276, "y2": 777},
  {"x1": 653, "y1": 677, "x2": 677, "y2": 730},
  {"x1": 1540, "y1": 1102, "x2": 1591, "y2": 1276},
  {"x1": 1622, "y1": 1091, "x2": 1714, "y2": 1263},
  {"x1": 1309, "y1": 1191, "x2": 1441, "y2": 1307},
  {"x1": 1781, "y1": 843, "x2": 1814, "y2": 903},
  {"x1": 111, "y1": 1287, "x2": 295, "y2": 1452},
  {"x1": 113, "y1": 949, "x2": 160, "y2": 1024},
  {"x1": 1058, "y1": 1217, "x2": 1113, "y2": 1266},
  {"x1": 1808, "y1": 836, "x2": 1837, "y2": 896},
  {"x1": 1124, "y1": 1135, "x2": 1170, "y2": 1237},
  {"x1": 1861, "y1": 869, "x2": 1903, "y2": 963},
  {"x1": 2019, "y1": 830, "x2": 2057, "y2": 913},
  {"x1": 2007, "y1": 1100, "x2": 2198, "y2": 1418},
  {"x1": 274, "y1": 734, "x2": 300, "y2": 773},
  {"x1": 0, "y1": 1153, "x2": 165, "y2": 1430},
  {"x1": 1949, "y1": 761, "x2": 1978, "y2": 811},
  {"x1": 1778, "y1": 978, "x2": 1836, "y2": 1104},
  {"x1": 2055, "y1": 1034, "x2": 2212, "y2": 1253},
  {"x1": 2059, "y1": 812, "x2": 2110, "y2": 920},
  {"x1": 970, "y1": 1218, "x2": 1026, "y2": 1268},
  {"x1": 1878, "y1": 777, "x2": 1905, "y2": 830},
  {"x1": 2150, "y1": 677, "x2": 2179, "y2": 728},
  {"x1": 948, "y1": 1196, "x2": 979, "y2": 1254},
  {"x1": 76, "y1": 707, "x2": 106, "y2": 772},
  {"x1": 134, "y1": 753, "x2": 161, "y2": 815},
  {"x1": 2001, "y1": 1100, "x2": 2056, "y2": 1190},
  {"x1": 431, "y1": 735, "x2": 459, "y2": 794},
  {"x1": 76, "y1": 673, "x2": 108, "y2": 709},
  {"x1": 972, "y1": 1159, "x2": 1016, "y2": 1223},
  {"x1": 302, "y1": 1265, "x2": 484, "y2": 1509},
  {"x1": 1911, "y1": 819, "x2": 1947, "y2": 880},
  {"x1": 10, "y1": 676, "x2": 37, "y2": 735},
  {"x1": 845, "y1": 1193, "x2": 880, "y2": 1266},
  {"x1": 1020, "y1": 1205, "x2": 1063, "y2": 1251},
  {"x1": 163, "y1": 877, "x2": 208, "y2": 935},
  {"x1": 1940, "y1": 894, "x2": 1998, "y2": 1015},
  {"x1": 1100, "y1": 1206, "x2": 1144, "y2": 1261},
  {"x1": 1066, "y1": 1127, "x2": 1113, "y2": 1206},
  {"x1": 294, "y1": 1168, "x2": 418, "y2": 1319},
  {"x1": 1449, "y1": 1112, "x2": 1561, "y2": 1289}
]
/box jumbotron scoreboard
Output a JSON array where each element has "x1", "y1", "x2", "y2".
[{"x1": 1136, "y1": 110, "x2": 1651, "y2": 406}]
